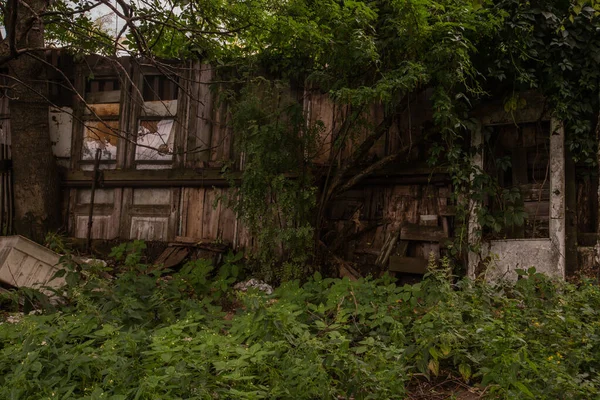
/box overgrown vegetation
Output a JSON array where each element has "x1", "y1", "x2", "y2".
[
  {"x1": 1, "y1": 244, "x2": 600, "y2": 399},
  {"x1": 4, "y1": 0, "x2": 600, "y2": 275}
]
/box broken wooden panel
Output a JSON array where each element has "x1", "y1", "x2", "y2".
[
  {"x1": 82, "y1": 120, "x2": 119, "y2": 160},
  {"x1": 154, "y1": 246, "x2": 190, "y2": 269},
  {"x1": 0, "y1": 235, "x2": 65, "y2": 291},
  {"x1": 219, "y1": 203, "x2": 237, "y2": 244},
  {"x1": 202, "y1": 188, "x2": 222, "y2": 240}
]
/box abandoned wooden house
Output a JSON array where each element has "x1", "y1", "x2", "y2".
[{"x1": 0, "y1": 52, "x2": 596, "y2": 280}]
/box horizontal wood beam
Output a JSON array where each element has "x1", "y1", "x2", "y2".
[
  {"x1": 62, "y1": 166, "x2": 451, "y2": 189},
  {"x1": 62, "y1": 169, "x2": 242, "y2": 188},
  {"x1": 400, "y1": 223, "x2": 448, "y2": 242}
]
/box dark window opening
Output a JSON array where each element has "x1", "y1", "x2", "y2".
[
  {"x1": 483, "y1": 122, "x2": 551, "y2": 239},
  {"x1": 142, "y1": 75, "x2": 178, "y2": 101},
  {"x1": 85, "y1": 78, "x2": 121, "y2": 94}
]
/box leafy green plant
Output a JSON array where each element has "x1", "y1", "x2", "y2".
[{"x1": 2, "y1": 244, "x2": 600, "y2": 399}]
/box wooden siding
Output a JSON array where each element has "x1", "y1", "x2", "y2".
[{"x1": 1, "y1": 52, "x2": 595, "y2": 276}]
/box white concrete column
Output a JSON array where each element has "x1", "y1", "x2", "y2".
[{"x1": 549, "y1": 119, "x2": 566, "y2": 278}]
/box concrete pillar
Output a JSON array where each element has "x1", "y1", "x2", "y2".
[{"x1": 550, "y1": 119, "x2": 566, "y2": 278}]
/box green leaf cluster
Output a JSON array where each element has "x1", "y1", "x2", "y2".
[{"x1": 2, "y1": 248, "x2": 600, "y2": 399}]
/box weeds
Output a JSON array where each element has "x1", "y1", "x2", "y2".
[{"x1": 0, "y1": 245, "x2": 599, "y2": 399}]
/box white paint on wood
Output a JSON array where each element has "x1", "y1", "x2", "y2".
[
  {"x1": 134, "y1": 163, "x2": 173, "y2": 170},
  {"x1": 74, "y1": 215, "x2": 112, "y2": 239},
  {"x1": 77, "y1": 189, "x2": 115, "y2": 205},
  {"x1": 130, "y1": 216, "x2": 169, "y2": 241},
  {"x1": 140, "y1": 100, "x2": 178, "y2": 117},
  {"x1": 133, "y1": 188, "x2": 171, "y2": 205},
  {"x1": 549, "y1": 119, "x2": 566, "y2": 278},
  {"x1": 0, "y1": 236, "x2": 65, "y2": 291},
  {"x1": 49, "y1": 107, "x2": 73, "y2": 158},
  {"x1": 80, "y1": 163, "x2": 117, "y2": 171}
]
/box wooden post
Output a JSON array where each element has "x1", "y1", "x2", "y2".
[{"x1": 86, "y1": 148, "x2": 102, "y2": 251}]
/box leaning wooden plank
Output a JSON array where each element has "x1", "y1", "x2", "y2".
[
  {"x1": 388, "y1": 256, "x2": 428, "y2": 274},
  {"x1": 154, "y1": 246, "x2": 190, "y2": 269},
  {"x1": 171, "y1": 236, "x2": 199, "y2": 245},
  {"x1": 0, "y1": 236, "x2": 65, "y2": 293},
  {"x1": 400, "y1": 223, "x2": 448, "y2": 242}
]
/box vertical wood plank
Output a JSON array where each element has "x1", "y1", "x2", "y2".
[{"x1": 183, "y1": 188, "x2": 205, "y2": 239}]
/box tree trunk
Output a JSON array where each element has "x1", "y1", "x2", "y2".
[{"x1": 7, "y1": 0, "x2": 60, "y2": 242}]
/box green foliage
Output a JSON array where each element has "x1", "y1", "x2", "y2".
[
  {"x1": 2, "y1": 248, "x2": 600, "y2": 399},
  {"x1": 36, "y1": 0, "x2": 600, "y2": 268},
  {"x1": 227, "y1": 80, "x2": 318, "y2": 280}
]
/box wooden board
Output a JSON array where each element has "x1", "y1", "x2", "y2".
[
  {"x1": 400, "y1": 223, "x2": 448, "y2": 242},
  {"x1": 389, "y1": 256, "x2": 428, "y2": 274},
  {"x1": 154, "y1": 246, "x2": 190, "y2": 269}
]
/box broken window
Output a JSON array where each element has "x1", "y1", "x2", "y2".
[
  {"x1": 135, "y1": 119, "x2": 175, "y2": 162},
  {"x1": 81, "y1": 77, "x2": 122, "y2": 164},
  {"x1": 81, "y1": 103, "x2": 120, "y2": 162},
  {"x1": 135, "y1": 74, "x2": 178, "y2": 168},
  {"x1": 483, "y1": 122, "x2": 550, "y2": 239}
]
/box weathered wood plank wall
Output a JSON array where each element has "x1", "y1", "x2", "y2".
[
  {"x1": 58, "y1": 58, "x2": 455, "y2": 271},
  {"x1": 2, "y1": 52, "x2": 596, "y2": 276}
]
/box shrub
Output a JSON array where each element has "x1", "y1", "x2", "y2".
[{"x1": 0, "y1": 247, "x2": 599, "y2": 399}]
